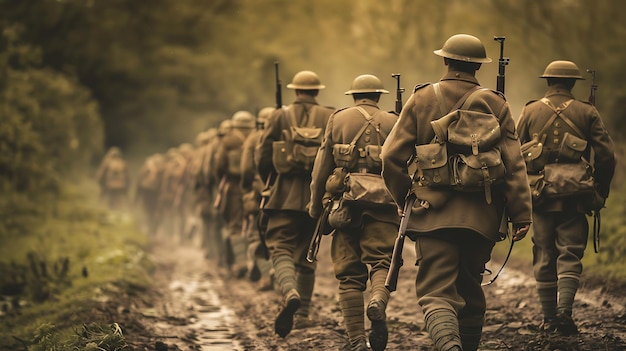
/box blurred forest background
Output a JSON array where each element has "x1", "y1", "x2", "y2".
[{"x1": 1, "y1": 0, "x2": 625, "y2": 274}]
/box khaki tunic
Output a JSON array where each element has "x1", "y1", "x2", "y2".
[
  {"x1": 517, "y1": 86, "x2": 616, "y2": 283},
  {"x1": 382, "y1": 71, "x2": 532, "y2": 242},
  {"x1": 309, "y1": 99, "x2": 399, "y2": 291}
]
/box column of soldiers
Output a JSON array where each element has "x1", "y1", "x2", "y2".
[{"x1": 122, "y1": 33, "x2": 616, "y2": 351}]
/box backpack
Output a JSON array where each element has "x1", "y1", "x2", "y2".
[
  {"x1": 226, "y1": 129, "x2": 247, "y2": 176},
  {"x1": 415, "y1": 84, "x2": 505, "y2": 204},
  {"x1": 105, "y1": 158, "x2": 128, "y2": 189},
  {"x1": 522, "y1": 98, "x2": 594, "y2": 202},
  {"x1": 332, "y1": 107, "x2": 386, "y2": 172},
  {"x1": 139, "y1": 160, "x2": 161, "y2": 190},
  {"x1": 272, "y1": 105, "x2": 324, "y2": 174}
]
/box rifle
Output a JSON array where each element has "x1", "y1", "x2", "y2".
[
  {"x1": 493, "y1": 36, "x2": 509, "y2": 95},
  {"x1": 213, "y1": 175, "x2": 229, "y2": 210},
  {"x1": 586, "y1": 69, "x2": 597, "y2": 106},
  {"x1": 275, "y1": 61, "x2": 282, "y2": 109},
  {"x1": 306, "y1": 197, "x2": 334, "y2": 263},
  {"x1": 385, "y1": 194, "x2": 416, "y2": 292},
  {"x1": 391, "y1": 73, "x2": 405, "y2": 114}
]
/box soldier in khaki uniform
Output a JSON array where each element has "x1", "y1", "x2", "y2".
[
  {"x1": 517, "y1": 60, "x2": 616, "y2": 335},
  {"x1": 309, "y1": 74, "x2": 399, "y2": 351},
  {"x1": 255, "y1": 70, "x2": 335, "y2": 338},
  {"x1": 96, "y1": 147, "x2": 131, "y2": 210},
  {"x1": 196, "y1": 121, "x2": 231, "y2": 267},
  {"x1": 135, "y1": 152, "x2": 165, "y2": 236},
  {"x1": 381, "y1": 34, "x2": 532, "y2": 351},
  {"x1": 241, "y1": 107, "x2": 275, "y2": 290},
  {"x1": 214, "y1": 111, "x2": 257, "y2": 278}
]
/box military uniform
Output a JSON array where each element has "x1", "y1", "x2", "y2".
[
  {"x1": 255, "y1": 70, "x2": 334, "y2": 338},
  {"x1": 309, "y1": 74, "x2": 399, "y2": 351},
  {"x1": 240, "y1": 107, "x2": 275, "y2": 289},
  {"x1": 381, "y1": 35, "x2": 532, "y2": 351},
  {"x1": 135, "y1": 153, "x2": 165, "y2": 236},
  {"x1": 214, "y1": 111, "x2": 256, "y2": 277},
  {"x1": 516, "y1": 60, "x2": 616, "y2": 334},
  {"x1": 196, "y1": 122, "x2": 231, "y2": 267},
  {"x1": 96, "y1": 148, "x2": 130, "y2": 210}
]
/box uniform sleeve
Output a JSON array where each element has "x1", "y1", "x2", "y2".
[
  {"x1": 516, "y1": 104, "x2": 532, "y2": 144},
  {"x1": 498, "y1": 102, "x2": 532, "y2": 226},
  {"x1": 588, "y1": 107, "x2": 616, "y2": 198},
  {"x1": 255, "y1": 110, "x2": 283, "y2": 182},
  {"x1": 381, "y1": 93, "x2": 419, "y2": 209},
  {"x1": 309, "y1": 114, "x2": 337, "y2": 218}
]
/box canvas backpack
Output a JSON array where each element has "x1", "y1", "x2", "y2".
[
  {"x1": 272, "y1": 105, "x2": 324, "y2": 174},
  {"x1": 414, "y1": 83, "x2": 505, "y2": 203}
]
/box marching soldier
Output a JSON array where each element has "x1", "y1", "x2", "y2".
[
  {"x1": 135, "y1": 152, "x2": 165, "y2": 236},
  {"x1": 381, "y1": 34, "x2": 532, "y2": 351},
  {"x1": 196, "y1": 120, "x2": 232, "y2": 267},
  {"x1": 255, "y1": 70, "x2": 334, "y2": 338},
  {"x1": 308, "y1": 74, "x2": 399, "y2": 351},
  {"x1": 517, "y1": 60, "x2": 616, "y2": 335},
  {"x1": 214, "y1": 111, "x2": 257, "y2": 278},
  {"x1": 96, "y1": 146, "x2": 130, "y2": 211},
  {"x1": 241, "y1": 107, "x2": 275, "y2": 290}
]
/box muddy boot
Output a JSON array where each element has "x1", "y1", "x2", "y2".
[
  {"x1": 293, "y1": 270, "x2": 315, "y2": 329},
  {"x1": 366, "y1": 269, "x2": 390, "y2": 351},
  {"x1": 275, "y1": 288, "x2": 301, "y2": 338},
  {"x1": 424, "y1": 308, "x2": 462, "y2": 351},
  {"x1": 273, "y1": 255, "x2": 300, "y2": 338},
  {"x1": 459, "y1": 325, "x2": 482, "y2": 351},
  {"x1": 556, "y1": 311, "x2": 578, "y2": 335},
  {"x1": 339, "y1": 290, "x2": 365, "y2": 349}
]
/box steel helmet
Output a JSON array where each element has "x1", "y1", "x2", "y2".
[
  {"x1": 434, "y1": 34, "x2": 492, "y2": 63},
  {"x1": 257, "y1": 107, "x2": 275, "y2": 125},
  {"x1": 344, "y1": 74, "x2": 390, "y2": 95},
  {"x1": 195, "y1": 131, "x2": 211, "y2": 146},
  {"x1": 286, "y1": 70, "x2": 326, "y2": 90},
  {"x1": 218, "y1": 119, "x2": 233, "y2": 136},
  {"x1": 540, "y1": 60, "x2": 584, "y2": 79},
  {"x1": 231, "y1": 110, "x2": 255, "y2": 129}
]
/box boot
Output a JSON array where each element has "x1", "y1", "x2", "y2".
[
  {"x1": 367, "y1": 270, "x2": 390, "y2": 351},
  {"x1": 294, "y1": 270, "x2": 315, "y2": 328},
  {"x1": 338, "y1": 290, "x2": 365, "y2": 349},
  {"x1": 424, "y1": 308, "x2": 462, "y2": 351},
  {"x1": 556, "y1": 277, "x2": 579, "y2": 335},
  {"x1": 273, "y1": 255, "x2": 300, "y2": 338},
  {"x1": 275, "y1": 288, "x2": 301, "y2": 338},
  {"x1": 459, "y1": 325, "x2": 482, "y2": 351}
]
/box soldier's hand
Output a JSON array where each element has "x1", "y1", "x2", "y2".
[{"x1": 512, "y1": 224, "x2": 530, "y2": 242}]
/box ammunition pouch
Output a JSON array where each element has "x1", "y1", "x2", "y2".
[
  {"x1": 415, "y1": 142, "x2": 450, "y2": 187},
  {"x1": 332, "y1": 143, "x2": 359, "y2": 169},
  {"x1": 558, "y1": 132, "x2": 587, "y2": 162}
]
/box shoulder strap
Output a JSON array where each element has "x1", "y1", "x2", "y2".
[
  {"x1": 432, "y1": 83, "x2": 447, "y2": 117},
  {"x1": 460, "y1": 87, "x2": 492, "y2": 109},
  {"x1": 354, "y1": 106, "x2": 388, "y2": 144},
  {"x1": 539, "y1": 98, "x2": 585, "y2": 138}
]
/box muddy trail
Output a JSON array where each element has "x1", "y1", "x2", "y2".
[{"x1": 117, "y1": 235, "x2": 626, "y2": 351}]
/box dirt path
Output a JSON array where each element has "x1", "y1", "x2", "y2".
[{"x1": 123, "y1": 236, "x2": 626, "y2": 351}]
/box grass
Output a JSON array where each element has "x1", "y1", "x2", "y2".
[{"x1": 0, "y1": 179, "x2": 153, "y2": 350}]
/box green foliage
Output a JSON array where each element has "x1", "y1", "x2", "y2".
[{"x1": 0, "y1": 180, "x2": 150, "y2": 351}]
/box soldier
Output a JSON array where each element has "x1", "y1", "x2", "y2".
[
  {"x1": 193, "y1": 128, "x2": 219, "y2": 250},
  {"x1": 308, "y1": 74, "x2": 399, "y2": 351},
  {"x1": 157, "y1": 147, "x2": 187, "y2": 239},
  {"x1": 214, "y1": 111, "x2": 257, "y2": 278},
  {"x1": 179, "y1": 132, "x2": 212, "y2": 245},
  {"x1": 196, "y1": 120, "x2": 232, "y2": 267},
  {"x1": 517, "y1": 60, "x2": 616, "y2": 335},
  {"x1": 135, "y1": 152, "x2": 165, "y2": 236},
  {"x1": 96, "y1": 147, "x2": 130, "y2": 210},
  {"x1": 381, "y1": 34, "x2": 532, "y2": 351},
  {"x1": 255, "y1": 70, "x2": 334, "y2": 338},
  {"x1": 241, "y1": 107, "x2": 275, "y2": 290}
]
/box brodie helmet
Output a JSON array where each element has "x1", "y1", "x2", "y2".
[
  {"x1": 344, "y1": 74, "x2": 390, "y2": 95},
  {"x1": 540, "y1": 60, "x2": 585, "y2": 79},
  {"x1": 434, "y1": 34, "x2": 492, "y2": 63}
]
